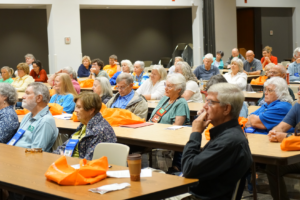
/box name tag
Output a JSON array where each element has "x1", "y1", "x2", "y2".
[
  {"x1": 64, "y1": 139, "x2": 79, "y2": 157},
  {"x1": 7, "y1": 129, "x2": 26, "y2": 146},
  {"x1": 295, "y1": 73, "x2": 299, "y2": 77},
  {"x1": 245, "y1": 127, "x2": 256, "y2": 133}
]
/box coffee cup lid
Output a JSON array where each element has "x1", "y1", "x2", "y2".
[{"x1": 127, "y1": 153, "x2": 141, "y2": 160}]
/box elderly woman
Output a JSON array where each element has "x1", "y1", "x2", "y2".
[
  {"x1": 132, "y1": 61, "x2": 149, "y2": 85},
  {"x1": 48, "y1": 66, "x2": 80, "y2": 94},
  {"x1": 261, "y1": 46, "x2": 278, "y2": 70},
  {"x1": 223, "y1": 58, "x2": 247, "y2": 91},
  {"x1": 53, "y1": 92, "x2": 117, "y2": 160},
  {"x1": 109, "y1": 59, "x2": 132, "y2": 85},
  {"x1": 93, "y1": 77, "x2": 114, "y2": 104},
  {"x1": 11, "y1": 63, "x2": 35, "y2": 92},
  {"x1": 136, "y1": 65, "x2": 167, "y2": 100},
  {"x1": 0, "y1": 66, "x2": 14, "y2": 83},
  {"x1": 29, "y1": 60, "x2": 48, "y2": 83},
  {"x1": 212, "y1": 50, "x2": 224, "y2": 69},
  {"x1": 287, "y1": 47, "x2": 300, "y2": 81},
  {"x1": 245, "y1": 77, "x2": 293, "y2": 135},
  {"x1": 0, "y1": 83, "x2": 19, "y2": 143},
  {"x1": 49, "y1": 73, "x2": 77, "y2": 114},
  {"x1": 89, "y1": 58, "x2": 110, "y2": 80},
  {"x1": 194, "y1": 53, "x2": 220, "y2": 80},
  {"x1": 175, "y1": 61, "x2": 202, "y2": 102},
  {"x1": 168, "y1": 57, "x2": 184, "y2": 75},
  {"x1": 77, "y1": 55, "x2": 92, "y2": 77}
]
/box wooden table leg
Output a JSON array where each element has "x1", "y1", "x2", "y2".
[
  {"x1": 276, "y1": 165, "x2": 281, "y2": 199},
  {"x1": 251, "y1": 162, "x2": 257, "y2": 200},
  {"x1": 149, "y1": 151, "x2": 153, "y2": 168}
]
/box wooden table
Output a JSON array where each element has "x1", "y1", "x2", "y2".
[
  {"x1": 247, "y1": 75, "x2": 260, "y2": 83},
  {"x1": 220, "y1": 69, "x2": 229, "y2": 74},
  {"x1": 243, "y1": 91, "x2": 263, "y2": 102},
  {"x1": 248, "y1": 106, "x2": 260, "y2": 115},
  {"x1": 0, "y1": 144, "x2": 197, "y2": 200}
]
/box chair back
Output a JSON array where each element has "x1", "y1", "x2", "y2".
[{"x1": 231, "y1": 179, "x2": 241, "y2": 200}]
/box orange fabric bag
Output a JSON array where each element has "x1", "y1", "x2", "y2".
[
  {"x1": 48, "y1": 103, "x2": 64, "y2": 115},
  {"x1": 49, "y1": 89, "x2": 56, "y2": 97},
  {"x1": 280, "y1": 136, "x2": 300, "y2": 151},
  {"x1": 250, "y1": 75, "x2": 268, "y2": 85},
  {"x1": 78, "y1": 79, "x2": 94, "y2": 88},
  {"x1": 45, "y1": 156, "x2": 108, "y2": 186},
  {"x1": 71, "y1": 112, "x2": 79, "y2": 122},
  {"x1": 15, "y1": 109, "x2": 30, "y2": 115}
]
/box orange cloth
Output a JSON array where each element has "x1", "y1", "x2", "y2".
[
  {"x1": 281, "y1": 135, "x2": 300, "y2": 151},
  {"x1": 103, "y1": 64, "x2": 117, "y2": 78},
  {"x1": 250, "y1": 75, "x2": 268, "y2": 85},
  {"x1": 29, "y1": 69, "x2": 48, "y2": 83},
  {"x1": 261, "y1": 56, "x2": 278, "y2": 69}
]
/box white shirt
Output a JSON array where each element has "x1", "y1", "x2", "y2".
[
  {"x1": 186, "y1": 80, "x2": 203, "y2": 102},
  {"x1": 168, "y1": 65, "x2": 175, "y2": 75},
  {"x1": 223, "y1": 72, "x2": 247, "y2": 91},
  {"x1": 136, "y1": 79, "x2": 165, "y2": 100}
]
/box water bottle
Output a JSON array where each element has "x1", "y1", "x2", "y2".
[
  {"x1": 286, "y1": 70, "x2": 290, "y2": 84},
  {"x1": 199, "y1": 78, "x2": 204, "y2": 90}
]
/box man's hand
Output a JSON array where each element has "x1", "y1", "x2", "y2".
[
  {"x1": 268, "y1": 130, "x2": 287, "y2": 142},
  {"x1": 243, "y1": 70, "x2": 248, "y2": 74},
  {"x1": 296, "y1": 58, "x2": 300, "y2": 64},
  {"x1": 192, "y1": 110, "x2": 211, "y2": 133},
  {"x1": 55, "y1": 70, "x2": 62, "y2": 75},
  {"x1": 90, "y1": 68, "x2": 96, "y2": 73}
]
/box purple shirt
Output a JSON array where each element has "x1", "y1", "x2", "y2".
[{"x1": 72, "y1": 79, "x2": 80, "y2": 94}]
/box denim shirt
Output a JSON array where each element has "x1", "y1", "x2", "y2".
[
  {"x1": 288, "y1": 61, "x2": 300, "y2": 81},
  {"x1": 0, "y1": 105, "x2": 19, "y2": 143},
  {"x1": 133, "y1": 72, "x2": 144, "y2": 82},
  {"x1": 111, "y1": 90, "x2": 135, "y2": 109}
]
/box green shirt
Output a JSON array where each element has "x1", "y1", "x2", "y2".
[
  {"x1": 150, "y1": 96, "x2": 190, "y2": 125},
  {"x1": 72, "y1": 125, "x2": 86, "y2": 158},
  {"x1": 0, "y1": 78, "x2": 14, "y2": 84},
  {"x1": 96, "y1": 70, "x2": 110, "y2": 80}
]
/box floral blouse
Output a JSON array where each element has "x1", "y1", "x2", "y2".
[{"x1": 0, "y1": 106, "x2": 19, "y2": 143}]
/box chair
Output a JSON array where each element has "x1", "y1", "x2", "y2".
[
  {"x1": 158, "y1": 57, "x2": 171, "y2": 68},
  {"x1": 281, "y1": 61, "x2": 291, "y2": 68},
  {"x1": 92, "y1": 143, "x2": 130, "y2": 167},
  {"x1": 143, "y1": 61, "x2": 153, "y2": 68},
  {"x1": 231, "y1": 179, "x2": 241, "y2": 200}
]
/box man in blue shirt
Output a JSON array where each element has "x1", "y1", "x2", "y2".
[
  {"x1": 245, "y1": 77, "x2": 293, "y2": 135},
  {"x1": 8, "y1": 83, "x2": 58, "y2": 152},
  {"x1": 193, "y1": 53, "x2": 220, "y2": 80},
  {"x1": 287, "y1": 47, "x2": 300, "y2": 81}
]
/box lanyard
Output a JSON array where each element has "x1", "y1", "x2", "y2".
[
  {"x1": 150, "y1": 98, "x2": 177, "y2": 123},
  {"x1": 64, "y1": 127, "x2": 85, "y2": 157}
]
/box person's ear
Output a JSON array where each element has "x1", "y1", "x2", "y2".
[
  {"x1": 223, "y1": 104, "x2": 232, "y2": 116},
  {"x1": 130, "y1": 83, "x2": 134, "y2": 88},
  {"x1": 36, "y1": 94, "x2": 43, "y2": 103}
]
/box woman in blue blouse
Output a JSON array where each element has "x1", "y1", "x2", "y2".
[
  {"x1": 0, "y1": 83, "x2": 19, "y2": 143},
  {"x1": 49, "y1": 73, "x2": 77, "y2": 114}
]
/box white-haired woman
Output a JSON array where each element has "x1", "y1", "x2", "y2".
[
  {"x1": 287, "y1": 47, "x2": 300, "y2": 81},
  {"x1": 109, "y1": 59, "x2": 132, "y2": 85},
  {"x1": 175, "y1": 61, "x2": 203, "y2": 102},
  {"x1": 194, "y1": 53, "x2": 220, "y2": 80},
  {"x1": 168, "y1": 57, "x2": 184, "y2": 75},
  {"x1": 133, "y1": 61, "x2": 149, "y2": 85},
  {"x1": 245, "y1": 77, "x2": 293, "y2": 135},
  {"x1": 136, "y1": 65, "x2": 167, "y2": 100},
  {"x1": 93, "y1": 77, "x2": 114, "y2": 104},
  {"x1": 223, "y1": 58, "x2": 247, "y2": 91}
]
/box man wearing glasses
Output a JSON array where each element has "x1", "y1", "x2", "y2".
[
  {"x1": 243, "y1": 50, "x2": 262, "y2": 75},
  {"x1": 106, "y1": 73, "x2": 148, "y2": 119}
]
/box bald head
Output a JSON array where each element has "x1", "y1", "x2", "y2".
[
  {"x1": 269, "y1": 64, "x2": 286, "y2": 79},
  {"x1": 246, "y1": 50, "x2": 255, "y2": 63},
  {"x1": 232, "y1": 48, "x2": 239, "y2": 57}
]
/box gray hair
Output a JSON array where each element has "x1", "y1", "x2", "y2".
[
  {"x1": 208, "y1": 83, "x2": 244, "y2": 119},
  {"x1": 1, "y1": 66, "x2": 14, "y2": 78},
  {"x1": 28, "y1": 82, "x2": 50, "y2": 103},
  {"x1": 204, "y1": 53, "x2": 214, "y2": 62},
  {"x1": 176, "y1": 61, "x2": 198, "y2": 82},
  {"x1": 230, "y1": 57, "x2": 244, "y2": 72},
  {"x1": 276, "y1": 64, "x2": 287, "y2": 75},
  {"x1": 294, "y1": 47, "x2": 300, "y2": 58},
  {"x1": 151, "y1": 65, "x2": 167, "y2": 81},
  {"x1": 166, "y1": 73, "x2": 186, "y2": 96},
  {"x1": 0, "y1": 83, "x2": 18, "y2": 105},
  {"x1": 264, "y1": 77, "x2": 293, "y2": 104},
  {"x1": 175, "y1": 57, "x2": 184, "y2": 62},
  {"x1": 95, "y1": 77, "x2": 113, "y2": 97},
  {"x1": 116, "y1": 73, "x2": 133, "y2": 85},
  {"x1": 24, "y1": 53, "x2": 35, "y2": 60},
  {"x1": 62, "y1": 66, "x2": 76, "y2": 80},
  {"x1": 121, "y1": 59, "x2": 133, "y2": 72},
  {"x1": 134, "y1": 61, "x2": 145, "y2": 70}
]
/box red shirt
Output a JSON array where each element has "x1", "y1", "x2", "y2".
[
  {"x1": 29, "y1": 69, "x2": 48, "y2": 83},
  {"x1": 261, "y1": 56, "x2": 278, "y2": 69}
]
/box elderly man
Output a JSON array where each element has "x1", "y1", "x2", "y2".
[
  {"x1": 7, "y1": 83, "x2": 58, "y2": 152},
  {"x1": 225, "y1": 48, "x2": 246, "y2": 67},
  {"x1": 181, "y1": 83, "x2": 252, "y2": 200},
  {"x1": 103, "y1": 54, "x2": 121, "y2": 78},
  {"x1": 15, "y1": 53, "x2": 36, "y2": 77},
  {"x1": 48, "y1": 66, "x2": 80, "y2": 94},
  {"x1": 193, "y1": 53, "x2": 220, "y2": 80},
  {"x1": 132, "y1": 61, "x2": 149, "y2": 85},
  {"x1": 168, "y1": 57, "x2": 184, "y2": 75},
  {"x1": 243, "y1": 50, "x2": 262, "y2": 75},
  {"x1": 245, "y1": 77, "x2": 293, "y2": 135},
  {"x1": 287, "y1": 47, "x2": 300, "y2": 81},
  {"x1": 106, "y1": 73, "x2": 148, "y2": 119}
]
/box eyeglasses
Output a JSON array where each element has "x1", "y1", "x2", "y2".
[
  {"x1": 116, "y1": 85, "x2": 129, "y2": 91},
  {"x1": 205, "y1": 99, "x2": 220, "y2": 107},
  {"x1": 264, "y1": 88, "x2": 275, "y2": 93},
  {"x1": 164, "y1": 82, "x2": 174, "y2": 90},
  {"x1": 92, "y1": 64, "x2": 98, "y2": 66}
]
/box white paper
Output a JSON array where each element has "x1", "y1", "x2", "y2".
[
  {"x1": 246, "y1": 92, "x2": 256, "y2": 93},
  {"x1": 53, "y1": 113, "x2": 72, "y2": 120},
  {"x1": 186, "y1": 100, "x2": 194, "y2": 103},
  {"x1": 71, "y1": 164, "x2": 80, "y2": 169},
  {"x1": 106, "y1": 169, "x2": 152, "y2": 178},
  {"x1": 89, "y1": 183, "x2": 130, "y2": 195},
  {"x1": 165, "y1": 126, "x2": 185, "y2": 130}
]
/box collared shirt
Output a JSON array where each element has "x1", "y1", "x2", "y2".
[
  {"x1": 243, "y1": 58, "x2": 262, "y2": 72},
  {"x1": 133, "y1": 72, "x2": 144, "y2": 83},
  {"x1": 288, "y1": 61, "x2": 300, "y2": 81},
  {"x1": 0, "y1": 106, "x2": 19, "y2": 143},
  {"x1": 50, "y1": 94, "x2": 76, "y2": 114},
  {"x1": 11, "y1": 75, "x2": 35, "y2": 92},
  {"x1": 111, "y1": 90, "x2": 135, "y2": 109},
  {"x1": 14, "y1": 106, "x2": 58, "y2": 152},
  {"x1": 193, "y1": 64, "x2": 220, "y2": 80}
]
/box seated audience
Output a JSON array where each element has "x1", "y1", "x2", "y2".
[
  {"x1": 287, "y1": 47, "x2": 300, "y2": 81},
  {"x1": 49, "y1": 73, "x2": 77, "y2": 114},
  {"x1": 11, "y1": 63, "x2": 35, "y2": 92},
  {"x1": 224, "y1": 58, "x2": 247, "y2": 91},
  {"x1": 15, "y1": 54, "x2": 35, "y2": 77},
  {"x1": 8, "y1": 83, "x2": 58, "y2": 152},
  {"x1": 29, "y1": 60, "x2": 48, "y2": 83},
  {"x1": 225, "y1": 48, "x2": 246, "y2": 67},
  {"x1": 77, "y1": 55, "x2": 91, "y2": 77},
  {"x1": 250, "y1": 63, "x2": 274, "y2": 85},
  {"x1": 89, "y1": 58, "x2": 110, "y2": 80},
  {"x1": 212, "y1": 50, "x2": 224, "y2": 69},
  {"x1": 106, "y1": 73, "x2": 148, "y2": 119},
  {"x1": 0, "y1": 66, "x2": 14, "y2": 84},
  {"x1": 245, "y1": 77, "x2": 293, "y2": 135},
  {"x1": 48, "y1": 66, "x2": 80, "y2": 94},
  {"x1": 168, "y1": 57, "x2": 184, "y2": 75},
  {"x1": 110, "y1": 59, "x2": 132, "y2": 85},
  {"x1": 54, "y1": 92, "x2": 117, "y2": 160},
  {"x1": 193, "y1": 53, "x2": 220, "y2": 80},
  {"x1": 0, "y1": 83, "x2": 19, "y2": 143},
  {"x1": 103, "y1": 54, "x2": 120, "y2": 78},
  {"x1": 181, "y1": 83, "x2": 252, "y2": 200},
  {"x1": 243, "y1": 50, "x2": 263, "y2": 75},
  {"x1": 93, "y1": 77, "x2": 113, "y2": 104},
  {"x1": 175, "y1": 61, "x2": 203, "y2": 102},
  {"x1": 136, "y1": 65, "x2": 167, "y2": 100},
  {"x1": 261, "y1": 46, "x2": 278, "y2": 69},
  {"x1": 132, "y1": 61, "x2": 149, "y2": 85}
]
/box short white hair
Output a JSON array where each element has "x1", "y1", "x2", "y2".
[
  {"x1": 62, "y1": 66, "x2": 76, "y2": 79},
  {"x1": 152, "y1": 65, "x2": 167, "y2": 81},
  {"x1": 264, "y1": 77, "x2": 293, "y2": 104},
  {"x1": 0, "y1": 83, "x2": 18, "y2": 105},
  {"x1": 293, "y1": 47, "x2": 300, "y2": 58},
  {"x1": 230, "y1": 57, "x2": 244, "y2": 72},
  {"x1": 28, "y1": 82, "x2": 50, "y2": 103},
  {"x1": 166, "y1": 73, "x2": 186, "y2": 96},
  {"x1": 95, "y1": 77, "x2": 113, "y2": 97},
  {"x1": 134, "y1": 61, "x2": 145, "y2": 70},
  {"x1": 121, "y1": 59, "x2": 133, "y2": 72},
  {"x1": 208, "y1": 83, "x2": 244, "y2": 119},
  {"x1": 24, "y1": 53, "x2": 35, "y2": 60},
  {"x1": 204, "y1": 53, "x2": 214, "y2": 62}
]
